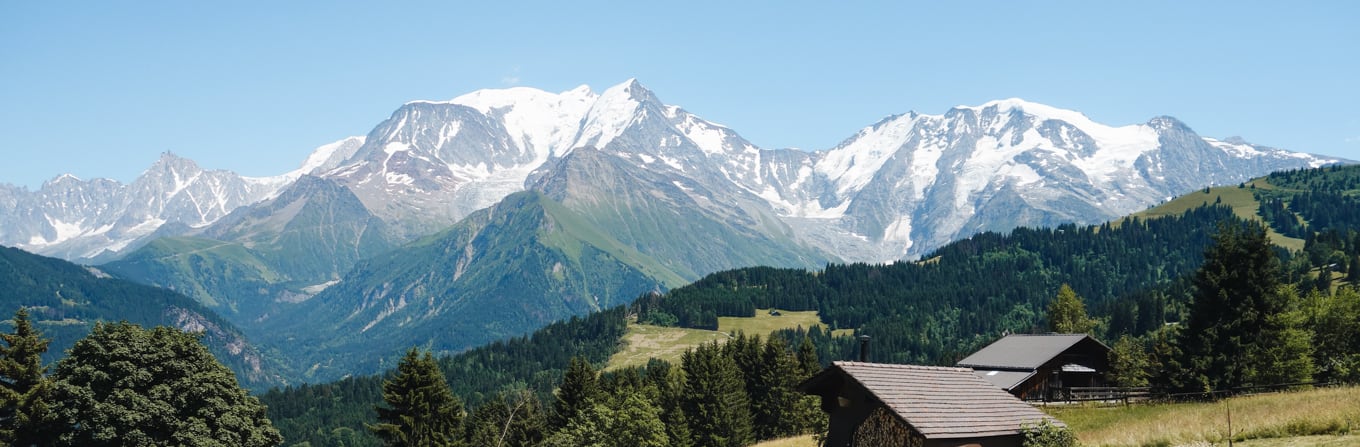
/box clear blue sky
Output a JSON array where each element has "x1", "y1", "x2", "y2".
[{"x1": 2, "y1": 1, "x2": 1357, "y2": 189}]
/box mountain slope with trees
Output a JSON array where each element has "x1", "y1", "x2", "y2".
[{"x1": 0, "y1": 245, "x2": 287, "y2": 389}]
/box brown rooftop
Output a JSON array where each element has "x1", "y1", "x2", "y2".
[{"x1": 811, "y1": 361, "x2": 1059, "y2": 439}]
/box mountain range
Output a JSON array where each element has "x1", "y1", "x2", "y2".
[{"x1": 0, "y1": 79, "x2": 1346, "y2": 379}]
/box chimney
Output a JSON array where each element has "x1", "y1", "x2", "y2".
[{"x1": 858, "y1": 335, "x2": 871, "y2": 362}]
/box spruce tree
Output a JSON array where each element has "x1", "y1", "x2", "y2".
[
  {"x1": 750, "y1": 337, "x2": 799, "y2": 440},
  {"x1": 0, "y1": 308, "x2": 56, "y2": 446},
  {"x1": 681, "y1": 342, "x2": 752, "y2": 447},
  {"x1": 48, "y1": 322, "x2": 282, "y2": 446},
  {"x1": 370, "y1": 347, "x2": 464, "y2": 447},
  {"x1": 1175, "y1": 222, "x2": 1313, "y2": 392},
  {"x1": 552, "y1": 356, "x2": 601, "y2": 430}
]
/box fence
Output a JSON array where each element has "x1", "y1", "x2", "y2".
[{"x1": 1049, "y1": 381, "x2": 1336, "y2": 405}]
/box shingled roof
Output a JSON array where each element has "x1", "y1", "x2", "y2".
[
  {"x1": 956, "y1": 334, "x2": 1096, "y2": 370},
  {"x1": 808, "y1": 361, "x2": 1059, "y2": 439}
]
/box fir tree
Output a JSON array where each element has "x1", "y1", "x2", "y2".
[
  {"x1": 369, "y1": 347, "x2": 464, "y2": 447},
  {"x1": 0, "y1": 308, "x2": 56, "y2": 446}
]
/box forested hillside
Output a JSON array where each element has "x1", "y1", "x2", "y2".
[
  {"x1": 0, "y1": 246, "x2": 286, "y2": 388},
  {"x1": 638, "y1": 205, "x2": 1240, "y2": 365}
]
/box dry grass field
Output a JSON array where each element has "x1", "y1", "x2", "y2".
[
  {"x1": 1047, "y1": 386, "x2": 1360, "y2": 447},
  {"x1": 749, "y1": 434, "x2": 817, "y2": 447}
]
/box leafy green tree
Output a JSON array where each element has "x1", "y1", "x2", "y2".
[
  {"x1": 1047, "y1": 284, "x2": 1099, "y2": 334},
  {"x1": 1313, "y1": 287, "x2": 1360, "y2": 382},
  {"x1": 1106, "y1": 334, "x2": 1151, "y2": 388},
  {"x1": 369, "y1": 347, "x2": 464, "y2": 447},
  {"x1": 0, "y1": 308, "x2": 57, "y2": 446},
  {"x1": 1175, "y1": 222, "x2": 1313, "y2": 392},
  {"x1": 465, "y1": 391, "x2": 546, "y2": 447},
  {"x1": 681, "y1": 342, "x2": 752, "y2": 447},
  {"x1": 552, "y1": 356, "x2": 601, "y2": 430},
  {"x1": 543, "y1": 390, "x2": 668, "y2": 447},
  {"x1": 48, "y1": 321, "x2": 282, "y2": 446}
]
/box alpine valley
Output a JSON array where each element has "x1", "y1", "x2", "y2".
[{"x1": 0, "y1": 79, "x2": 1345, "y2": 380}]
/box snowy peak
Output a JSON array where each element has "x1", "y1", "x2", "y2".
[
  {"x1": 451, "y1": 84, "x2": 596, "y2": 158},
  {"x1": 575, "y1": 79, "x2": 659, "y2": 150},
  {"x1": 296, "y1": 136, "x2": 366, "y2": 176}
]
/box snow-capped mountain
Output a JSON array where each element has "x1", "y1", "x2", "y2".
[
  {"x1": 310, "y1": 81, "x2": 1343, "y2": 261},
  {"x1": 772, "y1": 99, "x2": 1343, "y2": 260},
  {"x1": 0, "y1": 137, "x2": 362, "y2": 262},
  {"x1": 1, "y1": 80, "x2": 1346, "y2": 265}
]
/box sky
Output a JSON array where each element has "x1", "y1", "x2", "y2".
[{"x1": 2, "y1": 1, "x2": 1357, "y2": 189}]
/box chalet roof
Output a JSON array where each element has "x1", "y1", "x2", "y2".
[
  {"x1": 974, "y1": 369, "x2": 1037, "y2": 391},
  {"x1": 956, "y1": 334, "x2": 1101, "y2": 370},
  {"x1": 805, "y1": 361, "x2": 1059, "y2": 439}
]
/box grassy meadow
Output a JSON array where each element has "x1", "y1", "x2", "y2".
[
  {"x1": 1126, "y1": 180, "x2": 1305, "y2": 252},
  {"x1": 1047, "y1": 386, "x2": 1360, "y2": 447}
]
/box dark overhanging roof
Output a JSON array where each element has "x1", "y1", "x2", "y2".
[
  {"x1": 956, "y1": 334, "x2": 1108, "y2": 371},
  {"x1": 800, "y1": 361, "x2": 1060, "y2": 439}
]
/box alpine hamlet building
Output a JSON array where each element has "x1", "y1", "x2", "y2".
[
  {"x1": 956, "y1": 334, "x2": 1112, "y2": 401},
  {"x1": 798, "y1": 361, "x2": 1061, "y2": 447}
]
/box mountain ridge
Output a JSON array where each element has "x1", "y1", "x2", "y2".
[{"x1": 4, "y1": 80, "x2": 1341, "y2": 266}]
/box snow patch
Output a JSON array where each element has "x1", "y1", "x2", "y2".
[{"x1": 816, "y1": 113, "x2": 920, "y2": 197}]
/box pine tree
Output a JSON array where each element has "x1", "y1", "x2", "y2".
[
  {"x1": 0, "y1": 308, "x2": 56, "y2": 446},
  {"x1": 369, "y1": 347, "x2": 465, "y2": 447},
  {"x1": 552, "y1": 356, "x2": 601, "y2": 430},
  {"x1": 1047, "y1": 284, "x2": 1098, "y2": 334},
  {"x1": 48, "y1": 322, "x2": 282, "y2": 446},
  {"x1": 681, "y1": 342, "x2": 752, "y2": 447}
]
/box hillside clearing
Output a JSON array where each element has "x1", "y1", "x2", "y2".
[
  {"x1": 718, "y1": 309, "x2": 825, "y2": 336},
  {"x1": 1126, "y1": 181, "x2": 1305, "y2": 252},
  {"x1": 604, "y1": 324, "x2": 727, "y2": 370},
  {"x1": 1047, "y1": 386, "x2": 1360, "y2": 447},
  {"x1": 607, "y1": 309, "x2": 847, "y2": 370}
]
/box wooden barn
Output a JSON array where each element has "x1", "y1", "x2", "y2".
[
  {"x1": 798, "y1": 361, "x2": 1061, "y2": 447},
  {"x1": 956, "y1": 334, "x2": 1112, "y2": 401}
]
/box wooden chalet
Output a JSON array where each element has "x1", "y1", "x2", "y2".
[
  {"x1": 799, "y1": 361, "x2": 1061, "y2": 447},
  {"x1": 955, "y1": 334, "x2": 1112, "y2": 401}
]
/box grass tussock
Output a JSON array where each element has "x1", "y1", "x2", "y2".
[{"x1": 1048, "y1": 386, "x2": 1360, "y2": 447}]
